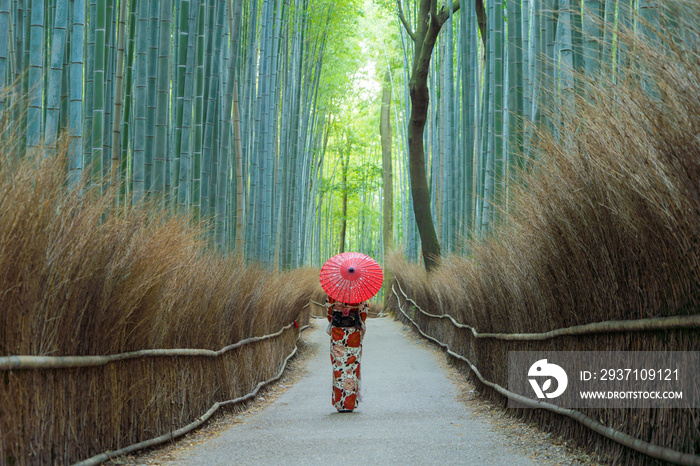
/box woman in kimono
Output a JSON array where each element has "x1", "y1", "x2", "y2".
[{"x1": 325, "y1": 296, "x2": 369, "y2": 412}]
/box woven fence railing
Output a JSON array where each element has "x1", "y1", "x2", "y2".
[
  {"x1": 73, "y1": 321, "x2": 310, "y2": 466},
  {"x1": 0, "y1": 322, "x2": 297, "y2": 370},
  {"x1": 392, "y1": 281, "x2": 700, "y2": 466},
  {"x1": 1, "y1": 307, "x2": 311, "y2": 465},
  {"x1": 394, "y1": 280, "x2": 700, "y2": 339}
]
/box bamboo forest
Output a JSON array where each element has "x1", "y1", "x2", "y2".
[
  {"x1": 1, "y1": 0, "x2": 700, "y2": 464},
  {"x1": 0, "y1": 0, "x2": 691, "y2": 269}
]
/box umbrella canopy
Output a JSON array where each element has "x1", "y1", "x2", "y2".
[{"x1": 320, "y1": 252, "x2": 384, "y2": 303}]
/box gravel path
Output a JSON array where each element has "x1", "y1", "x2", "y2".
[{"x1": 152, "y1": 317, "x2": 567, "y2": 465}]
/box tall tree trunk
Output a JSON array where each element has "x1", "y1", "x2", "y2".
[
  {"x1": 398, "y1": 0, "x2": 455, "y2": 271},
  {"x1": 397, "y1": 0, "x2": 486, "y2": 267}
]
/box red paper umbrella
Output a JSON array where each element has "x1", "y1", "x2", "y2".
[{"x1": 320, "y1": 252, "x2": 384, "y2": 303}]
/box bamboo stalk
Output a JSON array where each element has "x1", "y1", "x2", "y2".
[
  {"x1": 191, "y1": 0, "x2": 206, "y2": 215},
  {"x1": 233, "y1": 78, "x2": 244, "y2": 256},
  {"x1": 172, "y1": 0, "x2": 190, "y2": 207},
  {"x1": 110, "y1": 0, "x2": 129, "y2": 199},
  {"x1": 43, "y1": 0, "x2": 68, "y2": 148},
  {"x1": 26, "y1": 0, "x2": 44, "y2": 149},
  {"x1": 176, "y1": 0, "x2": 198, "y2": 209},
  {"x1": 200, "y1": 0, "x2": 224, "y2": 220},
  {"x1": 215, "y1": 0, "x2": 235, "y2": 248},
  {"x1": 0, "y1": 0, "x2": 9, "y2": 102},
  {"x1": 68, "y1": 0, "x2": 85, "y2": 185},
  {"x1": 154, "y1": 0, "x2": 173, "y2": 193},
  {"x1": 91, "y1": 0, "x2": 106, "y2": 183},
  {"x1": 144, "y1": 0, "x2": 159, "y2": 192},
  {"x1": 132, "y1": 0, "x2": 149, "y2": 202},
  {"x1": 101, "y1": 0, "x2": 115, "y2": 177}
]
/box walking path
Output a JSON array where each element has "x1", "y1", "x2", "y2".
[{"x1": 162, "y1": 317, "x2": 541, "y2": 465}]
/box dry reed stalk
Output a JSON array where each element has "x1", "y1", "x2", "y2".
[
  {"x1": 393, "y1": 288, "x2": 700, "y2": 466},
  {"x1": 0, "y1": 145, "x2": 322, "y2": 463}
]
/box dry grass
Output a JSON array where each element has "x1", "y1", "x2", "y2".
[
  {"x1": 0, "y1": 148, "x2": 324, "y2": 464},
  {"x1": 388, "y1": 2, "x2": 700, "y2": 464}
]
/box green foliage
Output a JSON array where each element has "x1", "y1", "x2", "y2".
[
  {"x1": 314, "y1": 0, "x2": 365, "y2": 112},
  {"x1": 311, "y1": 0, "x2": 400, "y2": 258}
]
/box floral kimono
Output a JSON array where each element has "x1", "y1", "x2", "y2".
[{"x1": 326, "y1": 297, "x2": 368, "y2": 412}]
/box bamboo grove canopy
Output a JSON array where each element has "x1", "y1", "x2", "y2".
[
  {"x1": 0, "y1": 0, "x2": 348, "y2": 269},
  {"x1": 387, "y1": 0, "x2": 689, "y2": 265},
  {"x1": 0, "y1": 0, "x2": 693, "y2": 269}
]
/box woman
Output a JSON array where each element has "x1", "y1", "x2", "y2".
[{"x1": 325, "y1": 296, "x2": 369, "y2": 413}]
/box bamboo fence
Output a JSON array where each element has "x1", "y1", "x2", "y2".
[
  {"x1": 0, "y1": 323, "x2": 296, "y2": 371},
  {"x1": 0, "y1": 310, "x2": 312, "y2": 465},
  {"x1": 73, "y1": 322, "x2": 311, "y2": 466},
  {"x1": 391, "y1": 280, "x2": 700, "y2": 466}
]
